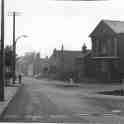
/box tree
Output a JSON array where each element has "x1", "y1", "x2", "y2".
[
  {"x1": 5, "y1": 46, "x2": 13, "y2": 67},
  {"x1": 5, "y1": 45, "x2": 13, "y2": 80}
]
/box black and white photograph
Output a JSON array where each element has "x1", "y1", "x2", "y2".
[{"x1": 0, "y1": 0, "x2": 124, "y2": 123}]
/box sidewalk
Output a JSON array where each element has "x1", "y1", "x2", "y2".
[{"x1": 0, "y1": 84, "x2": 22, "y2": 117}]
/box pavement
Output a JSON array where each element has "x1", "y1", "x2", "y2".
[
  {"x1": 1, "y1": 77, "x2": 124, "y2": 123},
  {"x1": 0, "y1": 78, "x2": 89, "y2": 123},
  {"x1": 0, "y1": 82, "x2": 22, "y2": 118}
]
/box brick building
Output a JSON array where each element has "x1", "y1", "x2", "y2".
[
  {"x1": 48, "y1": 44, "x2": 90, "y2": 80},
  {"x1": 74, "y1": 44, "x2": 91, "y2": 81}
]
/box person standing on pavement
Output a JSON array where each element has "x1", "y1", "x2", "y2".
[
  {"x1": 69, "y1": 72, "x2": 74, "y2": 84},
  {"x1": 18, "y1": 74, "x2": 22, "y2": 84}
]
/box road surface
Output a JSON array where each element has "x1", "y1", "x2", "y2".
[{"x1": 1, "y1": 77, "x2": 124, "y2": 123}]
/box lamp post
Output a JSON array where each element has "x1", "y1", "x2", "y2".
[
  {"x1": 15, "y1": 35, "x2": 28, "y2": 43},
  {"x1": 12, "y1": 35, "x2": 28, "y2": 84}
]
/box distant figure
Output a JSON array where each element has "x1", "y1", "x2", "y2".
[
  {"x1": 18, "y1": 74, "x2": 22, "y2": 84},
  {"x1": 69, "y1": 78, "x2": 73, "y2": 84},
  {"x1": 69, "y1": 72, "x2": 74, "y2": 84},
  {"x1": 69, "y1": 78, "x2": 74, "y2": 84}
]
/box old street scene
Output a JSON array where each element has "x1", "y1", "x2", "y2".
[{"x1": 1, "y1": 0, "x2": 124, "y2": 124}]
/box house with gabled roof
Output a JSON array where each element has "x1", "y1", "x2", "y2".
[{"x1": 89, "y1": 19, "x2": 124, "y2": 82}]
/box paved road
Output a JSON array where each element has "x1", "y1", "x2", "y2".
[
  {"x1": 0, "y1": 77, "x2": 89, "y2": 123},
  {"x1": 1, "y1": 77, "x2": 124, "y2": 123}
]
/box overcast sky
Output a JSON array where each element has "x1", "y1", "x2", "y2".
[{"x1": 2, "y1": 0, "x2": 124, "y2": 57}]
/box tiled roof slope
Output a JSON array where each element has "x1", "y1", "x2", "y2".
[
  {"x1": 49, "y1": 50, "x2": 83, "y2": 61},
  {"x1": 103, "y1": 20, "x2": 124, "y2": 34},
  {"x1": 49, "y1": 50, "x2": 86, "y2": 67}
]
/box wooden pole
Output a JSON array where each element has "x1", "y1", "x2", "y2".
[
  {"x1": 12, "y1": 12, "x2": 16, "y2": 84},
  {"x1": 0, "y1": 0, "x2": 5, "y2": 101}
]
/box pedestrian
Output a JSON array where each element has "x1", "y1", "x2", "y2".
[
  {"x1": 69, "y1": 78, "x2": 74, "y2": 84},
  {"x1": 18, "y1": 74, "x2": 22, "y2": 84},
  {"x1": 69, "y1": 72, "x2": 74, "y2": 84}
]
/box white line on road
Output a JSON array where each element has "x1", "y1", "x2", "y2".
[
  {"x1": 79, "y1": 113, "x2": 89, "y2": 116},
  {"x1": 112, "y1": 110, "x2": 121, "y2": 113},
  {"x1": 49, "y1": 114, "x2": 69, "y2": 119},
  {"x1": 103, "y1": 113, "x2": 113, "y2": 116}
]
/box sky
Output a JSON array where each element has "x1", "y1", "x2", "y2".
[{"x1": 1, "y1": 0, "x2": 124, "y2": 57}]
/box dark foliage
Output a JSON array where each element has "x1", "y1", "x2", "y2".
[
  {"x1": 4, "y1": 45, "x2": 13, "y2": 79},
  {"x1": 5, "y1": 45, "x2": 13, "y2": 67}
]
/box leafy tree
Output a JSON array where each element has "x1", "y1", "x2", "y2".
[
  {"x1": 5, "y1": 45, "x2": 13, "y2": 67},
  {"x1": 4, "y1": 45, "x2": 13, "y2": 80}
]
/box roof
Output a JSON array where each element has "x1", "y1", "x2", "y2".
[
  {"x1": 89, "y1": 19, "x2": 124, "y2": 37},
  {"x1": 60, "y1": 50, "x2": 83, "y2": 56},
  {"x1": 49, "y1": 50, "x2": 83, "y2": 60},
  {"x1": 76, "y1": 50, "x2": 91, "y2": 58},
  {"x1": 103, "y1": 20, "x2": 124, "y2": 34},
  {"x1": 49, "y1": 50, "x2": 89, "y2": 66}
]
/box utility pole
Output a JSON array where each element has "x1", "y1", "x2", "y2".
[
  {"x1": 12, "y1": 12, "x2": 16, "y2": 84},
  {"x1": 8, "y1": 11, "x2": 21, "y2": 84},
  {"x1": 0, "y1": 0, "x2": 5, "y2": 101},
  {"x1": 10, "y1": 11, "x2": 21, "y2": 84},
  {"x1": 9, "y1": 12, "x2": 25, "y2": 84}
]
